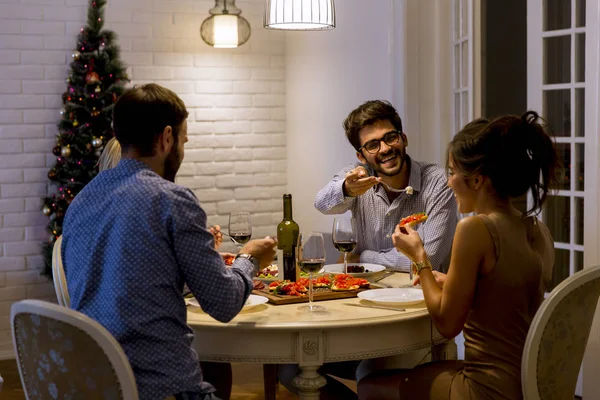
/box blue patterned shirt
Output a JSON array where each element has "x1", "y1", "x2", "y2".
[
  {"x1": 62, "y1": 159, "x2": 257, "y2": 400},
  {"x1": 314, "y1": 157, "x2": 457, "y2": 271}
]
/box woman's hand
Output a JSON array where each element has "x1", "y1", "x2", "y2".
[
  {"x1": 392, "y1": 224, "x2": 425, "y2": 261},
  {"x1": 209, "y1": 225, "x2": 223, "y2": 250},
  {"x1": 413, "y1": 270, "x2": 447, "y2": 288}
]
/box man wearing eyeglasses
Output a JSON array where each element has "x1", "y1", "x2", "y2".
[
  {"x1": 276, "y1": 101, "x2": 459, "y2": 399},
  {"x1": 315, "y1": 100, "x2": 457, "y2": 274}
]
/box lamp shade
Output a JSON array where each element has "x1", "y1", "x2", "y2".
[
  {"x1": 200, "y1": 0, "x2": 251, "y2": 48},
  {"x1": 264, "y1": 0, "x2": 335, "y2": 30}
]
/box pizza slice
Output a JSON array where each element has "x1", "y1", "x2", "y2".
[{"x1": 399, "y1": 212, "x2": 428, "y2": 227}]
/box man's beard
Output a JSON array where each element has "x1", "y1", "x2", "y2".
[
  {"x1": 163, "y1": 144, "x2": 182, "y2": 183},
  {"x1": 369, "y1": 148, "x2": 407, "y2": 177}
]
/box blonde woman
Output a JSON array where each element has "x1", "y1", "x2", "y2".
[{"x1": 97, "y1": 137, "x2": 122, "y2": 171}]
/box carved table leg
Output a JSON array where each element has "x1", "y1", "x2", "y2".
[{"x1": 292, "y1": 365, "x2": 327, "y2": 400}]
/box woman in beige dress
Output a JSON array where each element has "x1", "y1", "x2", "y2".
[{"x1": 358, "y1": 111, "x2": 559, "y2": 399}]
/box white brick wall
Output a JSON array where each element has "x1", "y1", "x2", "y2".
[{"x1": 0, "y1": 0, "x2": 286, "y2": 359}]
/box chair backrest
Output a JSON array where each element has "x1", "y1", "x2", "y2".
[
  {"x1": 51, "y1": 235, "x2": 70, "y2": 307},
  {"x1": 11, "y1": 299, "x2": 138, "y2": 400},
  {"x1": 522, "y1": 265, "x2": 600, "y2": 400}
]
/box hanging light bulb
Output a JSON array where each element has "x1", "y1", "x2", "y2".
[
  {"x1": 264, "y1": 0, "x2": 336, "y2": 30},
  {"x1": 201, "y1": 0, "x2": 251, "y2": 48}
]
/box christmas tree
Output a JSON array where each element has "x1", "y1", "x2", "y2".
[{"x1": 41, "y1": 0, "x2": 128, "y2": 278}]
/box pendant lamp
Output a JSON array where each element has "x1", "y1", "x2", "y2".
[
  {"x1": 201, "y1": 0, "x2": 251, "y2": 48},
  {"x1": 264, "y1": 0, "x2": 336, "y2": 31}
]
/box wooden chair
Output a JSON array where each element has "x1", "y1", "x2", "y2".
[
  {"x1": 522, "y1": 265, "x2": 600, "y2": 399},
  {"x1": 51, "y1": 235, "x2": 70, "y2": 307},
  {"x1": 11, "y1": 299, "x2": 138, "y2": 400}
]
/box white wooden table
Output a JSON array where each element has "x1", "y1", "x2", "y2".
[{"x1": 187, "y1": 273, "x2": 455, "y2": 400}]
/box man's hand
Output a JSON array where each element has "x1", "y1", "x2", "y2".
[
  {"x1": 343, "y1": 166, "x2": 380, "y2": 197},
  {"x1": 413, "y1": 270, "x2": 447, "y2": 288},
  {"x1": 240, "y1": 237, "x2": 277, "y2": 268},
  {"x1": 209, "y1": 225, "x2": 223, "y2": 250}
]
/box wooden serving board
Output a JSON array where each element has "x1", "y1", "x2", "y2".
[{"x1": 252, "y1": 287, "x2": 369, "y2": 305}]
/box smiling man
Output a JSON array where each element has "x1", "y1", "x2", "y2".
[{"x1": 314, "y1": 100, "x2": 457, "y2": 272}]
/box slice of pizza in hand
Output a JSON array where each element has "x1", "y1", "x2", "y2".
[{"x1": 399, "y1": 212, "x2": 428, "y2": 227}]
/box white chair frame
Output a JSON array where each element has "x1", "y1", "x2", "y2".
[
  {"x1": 11, "y1": 299, "x2": 139, "y2": 400},
  {"x1": 522, "y1": 265, "x2": 600, "y2": 400},
  {"x1": 51, "y1": 236, "x2": 70, "y2": 307}
]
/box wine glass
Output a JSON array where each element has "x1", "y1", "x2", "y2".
[
  {"x1": 297, "y1": 232, "x2": 326, "y2": 312},
  {"x1": 332, "y1": 217, "x2": 357, "y2": 274},
  {"x1": 228, "y1": 212, "x2": 252, "y2": 248}
]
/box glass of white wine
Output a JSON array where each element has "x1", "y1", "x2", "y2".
[{"x1": 297, "y1": 232, "x2": 326, "y2": 312}]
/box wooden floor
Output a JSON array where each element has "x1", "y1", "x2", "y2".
[{"x1": 0, "y1": 359, "x2": 356, "y2": 400}]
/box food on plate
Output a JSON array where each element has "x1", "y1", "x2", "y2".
[
  {"x1": 312, "y1": 275, "x2": 332, "y2": 287},
  {"x1": 346, "y1": 265, "x2": 372, "y2": 273},
  {"x1": 331, "y1": 274, "x2": 370, "y2": 291},
  {"x1": 269, "y1": 280, "x2": 308, "y2": 297},
  {"x1": 257, "y1": 264, "x2": 278, "y2": 279},
  {"x1": 253, "y1": 280, "x2": 265, "y2": 290},
  {"x1": 223, "y1": 254, "x2": 235, "y2": 266},
  {"x1": 399, "y1": 212, "x2": 428, "y2": 227},
  {"x1": 261, "y1": 274, "x2": 368, "y2": 296}
]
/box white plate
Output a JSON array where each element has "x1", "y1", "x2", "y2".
[
  {"x1": 322, "y1": 263, "x2": 386, "y2": 278},
  {"x1": 188, "y1": 294, "x2": 268, "y2": 310},
  {"x1": 357, "y1": 288, "x2": 424, "y2": 306}
]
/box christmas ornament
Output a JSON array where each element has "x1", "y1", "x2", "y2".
[
  {"x1": 86, "y1": 71, "x2": 100, "y2": 83},
  {"x1": 52, "y1": 146, "x2": 61, "y2": 156},
  {"x1": 61, "y1": 146, "x2": 71, "y2": 157},
  {"x1": 112, "y1": 92, "x2": 117, "y2": 102},
  {"x1": 91, "y1": 110, "x2": 100, "y2": 117},
  {"x1": 72, "y1": 51, "x2": 81, "y2": 60},
  {"x1": 94, "y1": 149, "x2": 102, "y2": 157},
  {"x1": 42, "y1": 205, "x2": 52, "y2": 216},
  {"x1": 72, "y1": 119, "x2": 79, "y2": 127},
  {"x1": 47, "y1": 169, "x2": 58, "y2": 180},
  {"x1": 59, "y1": 108, "x2": 66, "y2": 115},
  {"x1": 92, "y1": 137, "x2": 103, "y2": 147},
  {"x1": 95, "y1": 85, "x2": 101, "y2": 93}
]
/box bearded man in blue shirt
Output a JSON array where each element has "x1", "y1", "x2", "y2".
[{"x1": 62, "y1": 83, "x2": 276, "y2": 400}]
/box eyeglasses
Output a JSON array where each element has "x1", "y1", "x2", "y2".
[{"x1": 358, "y1": 131, "x2": 402, "y2": 154}]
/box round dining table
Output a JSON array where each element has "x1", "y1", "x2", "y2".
[{"x1": 187, "y1": 273, "x2": 456, "y2": 400}]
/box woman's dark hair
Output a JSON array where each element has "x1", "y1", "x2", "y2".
[
  {"x1": 447, "y1": 111, "x2": 560, "y2": 215},
  {"x1": 113, "y1": 83, "x2": 189, "y2": 156},
  {"x1": 343, "y1": 100, "x2": 403, "y2": 151}
]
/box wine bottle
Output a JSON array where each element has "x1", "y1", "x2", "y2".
[{"x1": 277, "y1": 194, "x2": 300, "y2": 282}]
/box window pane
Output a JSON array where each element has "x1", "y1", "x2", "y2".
[
  {"x1": 575, "y1": 251, "x2": 584, "y2": 273},
  {"x1": 576, "y1": 0, "x2": 586, "y2": 27},
  {"x1": 543, "y1": 195, "x2": 570, "y2": 243},
  {"x1": 544, "y1": 0, "x2": 571, "y2": 31},
  {"x1": 549, "y1": 248, "x2": 570, "y2": 291},
  {"x1": 462, "y1": 41, "x2": 468, "y2": 89},
  {"x1": 544, "y1": 36, "x2": 571, "y2": 84},
  {"x1": 455, "y1": 44, "x2": 461, "y2": 88},
  {"x1": 461, "y1": 91, "x2": 468, "y2": 128},
  {"x1": 455, "y1": 93, "x2": 461, "y2": 133},
  {"x1": 575, "y1": 197, "x2": 584, "y2": 245},
  {"x1": 544, "y1": 89, "x2": 571, "y2": 137},
  {"x1": 576, "y1": 33, "x2": 585, "y2": 82},
  {"x1": 461, "y1": 0, "x2": 468, "y2": 37},
  {"x1": 575, "y1": 88, "x2": 585, "y2": 137},
  {"x1": 576, "y1": 143, "x2": 584, "y2": 191},
  {"x1": 454, "y1": 0, "x2": 460, "y2": 40},
  {"x1": 552, "y1": 143, "x2": 571, "y2": 190}
]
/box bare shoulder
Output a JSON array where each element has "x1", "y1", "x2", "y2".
[{"x1": 454, "y1": 215, "x2": 494, "y2": 252}]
